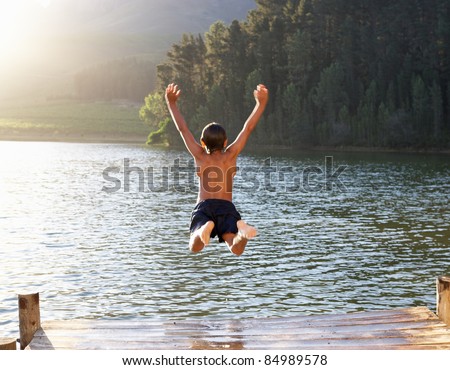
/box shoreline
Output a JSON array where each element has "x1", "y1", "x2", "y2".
[
  {"x1": 1, "y1": 134, "x2": 449, "y2": 154},
  {"x1": 0, "y1": 133, "x2": 146, "y2": 145}
]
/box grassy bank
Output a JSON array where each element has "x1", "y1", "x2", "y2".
[{"x1": 0, "y1": 100, "x2": 149, "y2": 143}]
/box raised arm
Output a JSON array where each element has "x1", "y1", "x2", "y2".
[
  {"x1": 227, "y1": 84, "x2": 269, "y2": 156},
  {"x1": 165, "y1": 83, "x2": 203, "y2": 158}
]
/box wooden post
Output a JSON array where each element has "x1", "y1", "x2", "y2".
[
  {"x1": 0, "y1": 338, "x2": 17, "y2": 350},
  {"x1": 437, "y1": 276, "x2": 450, "y2": 327},
  {"x1": 18, "y1": 293, "x2": 41, "y2": 350}
]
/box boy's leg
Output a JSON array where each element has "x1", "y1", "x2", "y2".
[
  {"x1": 237, "y1": 220, "x2": 257, "y2": 239},
  {"x1": 222, "y1": 220, "x2": 257, "y2": 256},
  {"x1": 222, "y1": 233, "x2": 248, "y2": 256},
  {"x1": 189, "y1": 221, "x2": 215, "y2": 253}
]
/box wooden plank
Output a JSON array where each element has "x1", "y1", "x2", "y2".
[
  {"x1": 28, "y1": 333, "x2": 450, "y2": 350},
  {"x1": 30, "y1": 331, "x2": 450, "y2": 348},
  {"x1": 34, "y1": 321, "x2": 450, "y2": 339},
  {"x1": 34, "y1": 320, "x2": 450, "y2": 339},
  {"x1": 39, "y1": 318, "x2": 446, "y2": 333},
  {"x1": 437, "y1": 276, "x2": 450, "y2": 326},
  {"x1": 27, "y1": 341, "x2": 450, "y2": 350},
  {"x1": 39, "y1": 307, "x2": 438, "y2": 331}
]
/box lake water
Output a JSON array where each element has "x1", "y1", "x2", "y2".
[{"x1": 1, "y1": 141, "x2": 449, "y2": 338}]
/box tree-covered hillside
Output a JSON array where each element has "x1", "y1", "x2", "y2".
[{"x1": 141, "y1": 0, "x2": 450, "y2": 149}]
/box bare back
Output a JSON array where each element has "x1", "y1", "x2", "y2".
[{"x1": 194, "y1": 150, "x2": 237, "y2": 202}]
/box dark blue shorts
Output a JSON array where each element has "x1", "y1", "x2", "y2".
[{"x1": 190, "y1": 199, "x2": 241, "y2": 242}]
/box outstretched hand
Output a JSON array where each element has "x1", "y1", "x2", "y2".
[
  {"x1": 165, "y1": 83, "x2": 181, "y2": 104},
  {"x1": 254, "y1": 84, "x2": 269, "y2": 106}
]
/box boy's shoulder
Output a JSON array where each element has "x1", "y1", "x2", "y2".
[{"x1": 196, "y1": 150, "x2": 237, "y2": 165}]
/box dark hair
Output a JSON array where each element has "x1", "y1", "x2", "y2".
[{"x1": 201, "y1": 123, "x2": 227, "y2": 153}]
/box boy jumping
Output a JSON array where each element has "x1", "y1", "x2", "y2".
[{"x1": 165, "y1": 83, "x2": 269, "y2": 256}]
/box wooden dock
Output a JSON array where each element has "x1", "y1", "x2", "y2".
[
  {"x1": 3, "y1": 276, "x2": 450, "y2": 350},
  {"x1": 26, "y1": 307, "x2": 450, "y2": 350}
]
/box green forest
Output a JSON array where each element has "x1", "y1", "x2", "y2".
[{"x1": 140, "y1": 0, "x2": 450, "y2": 149}]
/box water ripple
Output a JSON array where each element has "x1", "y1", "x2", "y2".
[{"x1": 1, "y1": 142, "x2": 449, "y2": 337}]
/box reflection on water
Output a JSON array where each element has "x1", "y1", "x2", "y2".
[{"x1": 1, "y1": 142, "x2": 449, "y2": 337}]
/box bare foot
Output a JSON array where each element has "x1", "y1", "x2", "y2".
[
  {"x1": 198, "y1": 221, "x2": 215, "y2": 246},
  {"x1": 237, "y1": 220, "x2": 257, "y2": 240}
]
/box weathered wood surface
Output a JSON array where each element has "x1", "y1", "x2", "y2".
[
  {"x1": 0, "y1": 338, "x2": 17, "y2": 350},
  {"x1": 27, "y1": 307, "x2": 450, "y2": 350},
  {"x1": 19, "y1": 293, "x2": 41, "y2": 350},
  {"x1": 437, "y1": 276, "x2": 450, "y2": 327}
]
